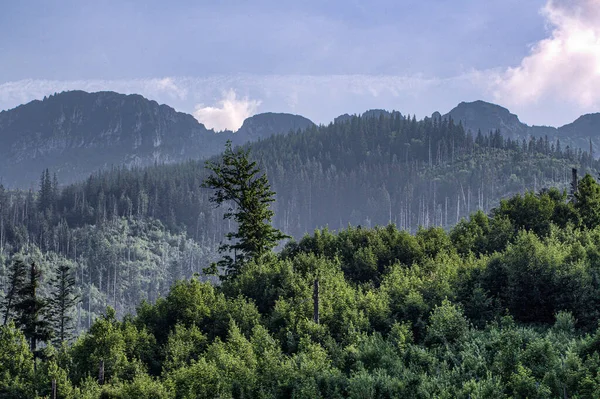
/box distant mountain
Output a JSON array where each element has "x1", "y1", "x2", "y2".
[
  {"x1": 232, "y1": 112, "x2": 314, "y2": 143},
  {"x1": 3, "y1": 90, "x2": 599, "y2": 189},
  {"x1": 0, "y1": 91, "x2": 220, "y2": 187},
  {"x1": 0, "y1": 91, "x2": 315, "y2": 188},
  {"x1": 444, "y1": 100, "x2": 528, "y2": 138},
  {"x1": 558, "y1": 114, "x2": 600, "y2": 152},
  {"x1": 561, "y1": 113, "x2": 600, "y2": 137},
  {"x1": 444, "y1": 100, "x2": 600, "y2": 155},
  {"x1": 334, "y1": 113, "x2": 352, "y2": 124}
]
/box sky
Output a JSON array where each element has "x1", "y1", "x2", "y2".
[{"x1": 1, "y1": 0, "x2": 600, "y2": 131}]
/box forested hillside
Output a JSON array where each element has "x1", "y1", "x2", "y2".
[
  {"x1": 0, "y1": 112, "x2": 597, "y2": 327},
  {"x1": 0, "y1": 91, "x2": 314, "y2": 188},
  {"x1": 446, "y1": 100, "x2": 600, "y2": 157},
  {"x1": 11, "y1": 111, "x2": 594, "y2": 241},
  {"x1": 5, "y1": 149, "x2": 600, "y2": 397}
]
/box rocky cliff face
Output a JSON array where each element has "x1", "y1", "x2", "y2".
[{"x1": 0, "y1": 91, "x2": 315, "y2": 188}]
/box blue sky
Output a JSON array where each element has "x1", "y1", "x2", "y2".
[{"x1": 2, "y1": 0, "x2": 599, "y2": 130}]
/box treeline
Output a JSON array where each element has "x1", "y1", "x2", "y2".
[
  {"x1": 6, "y1": 167, "x2": 600, "y2": 397},
  {"x1": 1, "y1": 113, "x2": 595, "y2": 249}
]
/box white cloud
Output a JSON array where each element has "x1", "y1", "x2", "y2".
[
  {"x1": 193, "y1": 90, "x2": 261, "y2": 131},
  {"x1": 494, "y1": 0, "x2": 600, "y2": 110},
  {"x1": 150, "y1": 77, "x2": 188, "y2": 100}
]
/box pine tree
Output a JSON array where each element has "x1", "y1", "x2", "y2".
[
  {"x1": 14, "y1": 262, "x2": 52, "y2": 356},
  {"x1": 2, "y1": 257, "x2": 27, "y2": 325},
  {"x1": 49, "y1": 262, "x2": 79, "y2": 345},
  {"x1": 38, "y1": 169, "x2": 53, "y2": 212},
  {"x1": 202, "y1": 141, "x2": 289, "y2": 278}
]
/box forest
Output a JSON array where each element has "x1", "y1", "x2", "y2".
[
  {"x1": 0, "y1": 112, "x2": 598, "y2": 325},
  {"x1": 4, "y1": 139, "x2": 600, "y2": 398}
]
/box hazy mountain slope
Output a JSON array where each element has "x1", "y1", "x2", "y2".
[
  {"x1": 7, "y1": 110, "x2": 589, "y2": 247},
  {"x1": 232, "y1": 112, "x2": 315, "y2": 144},
  {"x1": 2, "y1": 91, "x2": 598, "y2": 191},
  {"x1": 0, "y1": 91, "x2": 315, "y2": 188},
  {"x1": 0, "y1": 91, "x2": 222, "y2": 187},
  {"x1": 444, "y1": 100, "x2": 528, "y2": 138},
  {"x1": 444, "y1": 100, "x2": 600, "y2": 156},
  {"x1": 558, "y1": 113, "x2": 600, "y2": 153}
]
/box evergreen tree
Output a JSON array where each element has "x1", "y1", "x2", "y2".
[
  {"x1": 574, "y1": 174, "x2": 600, "y2": 229},
  {"x1": 48, "y1": 262, "x2": 79, "y2": 345},
  {"x1": 202, "y1": 141, "x2": 289, "y2": 278},
  {"x1": 38, "y1": 169, "x2": 53, "y2": 212},
  {"x1": 13, "y1": 262, "x2": 52, "y2": 356},
  {"x1": 2, "y1": 258, "x2": 27, "y2": 325}
]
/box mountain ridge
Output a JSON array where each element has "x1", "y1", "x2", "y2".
[
  {"x1": 444, "y1": 100, "x2": 600, "y2": 135},
  {"x1": 232, "y1": 112, "x2": 315, "y2": 143},
  {"x1": 2, "y1": 91, "x2": 600, "y2": 188},
  {"x1": 443, "y1": 100, "x2": 600, "y2": 155},
  {"x1": 0, "y1": 90, "x2": 314, "y2": 187}
]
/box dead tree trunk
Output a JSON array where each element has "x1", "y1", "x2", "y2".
[{"x1": 313, "y1": 278, "x2": 319, "y2": 324}]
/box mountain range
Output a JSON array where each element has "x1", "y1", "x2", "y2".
[
  {"x1": 0, "y1": 91, "x2": 313, "y2": 187},
  {"x1": 1, "y1": 91, "x2": 599, "y2": 188}
]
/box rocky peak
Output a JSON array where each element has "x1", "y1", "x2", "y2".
[
  {"x1": 444, "y1": 100, "x2": 528, "y2": 137},
  {"x1": 233, "y1": 112, "x2": 314, "y2": 143}
]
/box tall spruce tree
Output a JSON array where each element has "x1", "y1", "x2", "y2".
[
  {"x1": 202, "y1": 140, "x2": 289, "y2": 278},
  {"x1": 14, "y1": 262, "x2": 52, "y2": 356},
  {"x1": 38, "y1": 169, "x2": 53, "y2": 212},
  {"x1": 49, "y1": 262, "x2": 79, "y2": 345},
  {"x1": 2, "y1": 257, "x2": 27, "y2": 325}
]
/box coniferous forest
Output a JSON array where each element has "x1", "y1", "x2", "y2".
[
  {"x1": 0, "y1": 113, "x2": 596, "y2": 323},
  {"x1": 4, "y1": 112, "x2": 600, "y2": 397}
]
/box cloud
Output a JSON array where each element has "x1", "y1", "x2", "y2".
[
  {"x1": 494, "y1": 0, "x2": 600, "y2": 110},
  {"x1": 150, "y1": 77, "x2": 188, "y2": 100},
  {"x1": 193, "y1": 90, "x2": 261, "y2": 131}
]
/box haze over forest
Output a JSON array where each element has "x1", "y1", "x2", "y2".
[{"x1": 3, "y1": 1, "x2": 600, "y2": 398}]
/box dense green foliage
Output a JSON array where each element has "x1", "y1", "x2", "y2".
[{"x1": 5, "y1": 171, "x2": 600, "y2": 397}]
